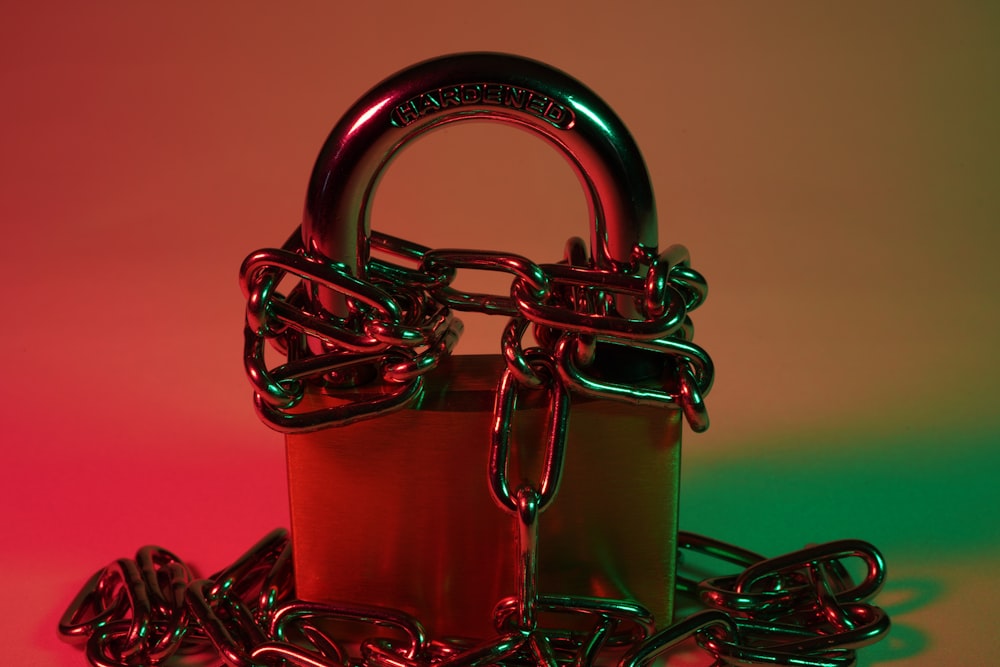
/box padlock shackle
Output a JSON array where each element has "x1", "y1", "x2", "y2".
[{"x1": 303, "y1": 52, "x2": 657, "y2": 313}]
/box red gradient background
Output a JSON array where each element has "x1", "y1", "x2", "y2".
[{"x1": 2, "y1": 3, "x2": 998, "y2": 665}]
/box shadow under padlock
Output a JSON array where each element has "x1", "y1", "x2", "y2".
[{"x1": 241, "y1": 53, "x2": 712, "y2": 641}]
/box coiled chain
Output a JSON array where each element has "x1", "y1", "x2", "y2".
[
  {"x1": 60, "y1": 529, "x2": 889, "y2": 667},
  {"x1": 61, "y1": 228, "x2": 889, "y2": 665}
]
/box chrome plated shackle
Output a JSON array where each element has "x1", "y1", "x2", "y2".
[{"x1": 302, "y1": 52, "x2": 658, "y2": 315}]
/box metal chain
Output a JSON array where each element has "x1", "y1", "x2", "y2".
[
  {"x1": 60, "y1": 227, "x2": 889, "y2": 664},
  {"x1": 237, "y1": 227, "x2": 712, "y2": 434},
  {"x1": 59, "y1": 529, "x2": 889, "y2": 667}
]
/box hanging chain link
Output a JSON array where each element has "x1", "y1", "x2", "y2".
[{"x1": 60, "y1": 226, "x2": 889, "y2": 665}]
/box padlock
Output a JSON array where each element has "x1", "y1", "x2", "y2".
[{"x1": 241, "y1": 53, "x2": 713, "y2": 641}]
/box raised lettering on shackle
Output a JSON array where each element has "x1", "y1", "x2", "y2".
[{"x1": 390, "y1": 83, "x2": 576, "y2": 130}]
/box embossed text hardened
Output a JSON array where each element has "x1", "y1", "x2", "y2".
[{"x1": 60, "y1": 54, "x2": 890, "y2": 666}]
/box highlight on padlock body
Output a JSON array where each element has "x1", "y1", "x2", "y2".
[{"x1": 239, "y1": 51, "x2": 715, "y2": 643}]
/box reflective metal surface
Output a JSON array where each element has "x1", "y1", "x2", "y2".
[
  {"x1": 59, "y1": 528, "x2": 890, "y2": 666},
  {"x1": 302, "y1": 52, "x2": 657, "y2": 304},
  {"x1": 286, "y1": 355, "x2": 682, "y2": 639}
]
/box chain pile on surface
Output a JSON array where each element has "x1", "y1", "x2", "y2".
[
  {"x1": 61, "y1": 228, "x2": 889, "y2": 664},
  {"x1": 59, "y1": 528, "x2": 889, "y2": 667}
]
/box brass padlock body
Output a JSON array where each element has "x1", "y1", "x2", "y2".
[{"x1": 286, "y1": 355, "x2": 681, "y2": 639}]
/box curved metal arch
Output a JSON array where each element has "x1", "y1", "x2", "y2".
[{"x1": 303, "y1": 52, "x2": 657, "y2": 313}]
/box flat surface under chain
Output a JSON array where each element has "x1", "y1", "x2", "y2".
[{"x1": 59, "y1": 529, "x2": 890, "y2": 667}]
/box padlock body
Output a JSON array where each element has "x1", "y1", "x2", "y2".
[{"x1": 286, "y1": 355, "x2": 681, "y2": 638}]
